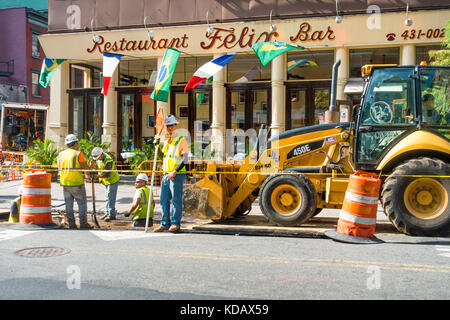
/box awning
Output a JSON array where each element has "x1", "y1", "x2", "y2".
[
  {"x1": 1, "y1": 102, "x2": 49, "y2": 111},
  {"x1": 344, "y1": 79, "x2": 364, "y2": 95}
]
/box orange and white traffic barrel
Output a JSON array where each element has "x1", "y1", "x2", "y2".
[
  {"x1": 325, "y1": 171, "x2": 383, "y2": 244},
  {"x1": 20, "y1": 170, "x2": 53, "y2": 225}
]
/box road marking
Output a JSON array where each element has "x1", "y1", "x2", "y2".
[
  {"x1": 77, "y1": 248, "x2": 450, "y2": 273},
  {"x1": 89, "y1": 230, "x2": 177, "y2": 241},
  {"x1": 436, "y1": 245, "x2": 450, "y2": 258},
  {"x1": 0, "y1": 229, "x2": 39, "y2": 242}
]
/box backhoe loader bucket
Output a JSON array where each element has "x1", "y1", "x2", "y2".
[{"x1": 183, "y1": 167, "x2": 224, "y2": 220}]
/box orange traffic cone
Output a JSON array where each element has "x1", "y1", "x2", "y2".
[
  {"x1": 12, "y1": 170, "x2": 60, "y2": 230},
  {"x1": 325, "y1": 171, "x2": 383, "y2": 244}
]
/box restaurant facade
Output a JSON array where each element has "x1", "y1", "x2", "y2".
[{"x1": 39, "y1": 0, "x2": 450, "y2": 160}]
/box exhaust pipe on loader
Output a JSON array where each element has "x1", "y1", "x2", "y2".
[{"x1": 325, "y1": 59, "x2": 341, "y2": 123}]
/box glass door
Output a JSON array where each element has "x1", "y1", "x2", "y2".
[
  {"x1": 313, "y1": 88, "x2": 330, "y2": 124},
  {"x1": 72, "y1": 95, "x2": 84, "y2": 139},
  {"x1": 173, "y1": 92, "x2": 190, "y2": 132},
  {"x1": 140, "y1": 91, "x2": 156, "y2": 144},
  {"x1": 231, "y1": 91, "x2": 246, "y2": 131},
  {"x1": 288, "y1": 89, "x2": 307, "y2": 129},
  {"x1": 120, "y1": 93, "x2": 136, "y2": 152},
  {"x1": 88, "y1": 93, "x2": 103, "y2": 140},
  {"x1": 251, "y1": 89, "x2": 269, "y2": 132}
]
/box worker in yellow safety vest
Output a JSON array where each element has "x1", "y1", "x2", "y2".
[
  {"x1": 126, "y1": 173, "x2": 155, "y2": 227},
  {"x1": 9, "y1": 187, "x2": 22, "y2": 223},
  {"x1": 57, "y1": 134, "x2": 92, "y2": 229},
  {"x1": 91, "y1": 147, "x2": 120, "y2": 222},
  {"x1": 153, "y1": 115, "x2": 189, "y2": 233}
]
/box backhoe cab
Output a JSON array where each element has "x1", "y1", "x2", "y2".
[{"x1": 183, "y1": 63, "x2": 450, "y2": 236}]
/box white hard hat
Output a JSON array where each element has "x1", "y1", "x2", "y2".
[
  {"x1": 165, "y1": 114, "x2": 179, "y2": 126},
  {"x1": 18, "y1": 186, "x2": 23, "y2": 196},
  {"x1": 136, "y1": 173, "x2": 148, "y2": 182},
  {"x1": 65, "y1": 134, "x2": 78, "y2": 145},
  {"x1": 91, "y1": 147, "x2": 103, "y2": 160}
]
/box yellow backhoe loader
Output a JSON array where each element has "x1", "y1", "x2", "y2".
[{"x1": 183, "y1": 61, "x2": 450, "y2": 236}]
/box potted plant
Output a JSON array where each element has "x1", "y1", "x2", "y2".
[{"x1": 25, "y1": 138, "x2": 59, "y2": 181}]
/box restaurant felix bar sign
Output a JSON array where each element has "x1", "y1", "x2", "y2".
[{"x1": 86, "y1": 22, "x2": 335, "y2": 54}]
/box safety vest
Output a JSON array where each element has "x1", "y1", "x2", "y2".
[
  {"x1": 58, "y1": 148, "x2": 85, "y2": 186},
  {"x1": 133, "y1": 186, "x2": 154, "y2": 220},
  {"x1": 162, "y1": 136, "x2": 187, "y2": 174},
  {"x1": 97, "y1": 154, "x2": 120, "y2": 185},
  {"x1": 8, "y1": 197, "x2": 20, "y2": 223}
]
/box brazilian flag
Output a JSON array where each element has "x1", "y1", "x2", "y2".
[
  {"x1": 150, "y1": 48, "x2": 181, "y2": 102},
  {"x1": 39, "y1": 58, "x2": 66, "y2": 88},
  {"x1": 252, "y1": 42, "x2": 304, "y2": 67}
]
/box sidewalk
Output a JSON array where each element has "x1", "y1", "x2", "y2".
[{"x1": 0, "y1": 175, "x2": 396, "y2": 236}]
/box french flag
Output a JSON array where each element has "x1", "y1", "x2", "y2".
[
  {"x1": 101, "y1": 53, "x2": 123, "y2": 96},
  {"x1": 184, "y1": 53, "x2": 236, "y2": 92}
]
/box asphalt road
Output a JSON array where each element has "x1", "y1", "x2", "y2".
[{"x1": 0, "y1": 224, "x2": 449, "y2": 306}]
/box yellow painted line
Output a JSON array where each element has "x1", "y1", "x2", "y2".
[{"x1": 75, "y1": 248, "x2": 450, "y2": 274}]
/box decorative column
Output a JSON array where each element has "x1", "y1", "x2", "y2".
[
  {"x1": 270, "y1": 54, "x2": 286, "y2": 137},
  {"x1": 401, "y1": 44, "x2": 416, "y2": 65},
  {"x1": 211, "y1": 54, "x2": 226, "y2": 162},
  {"x1": 46, "y1": 61, "x2": 70, "y2": 149},
  {"x1": 102, "y1": 67, "x2": 118, "y2": 156}
]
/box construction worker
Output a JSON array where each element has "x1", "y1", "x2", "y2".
[
  {"x1": 58, "y1": 134, "x2": 92, "y2": 229},
  {"x1": 153, "y1": 115, "x2": 189, "y2": 233},
  {"x1": 9, "y1": 187, "x2": 22, "y2": 223},
  {"x1": 125, "y1": 173, "x2": 155, "y2": 227},
  {"x1": 91, "y1": 147, "x2": 120, "y2": 222}
]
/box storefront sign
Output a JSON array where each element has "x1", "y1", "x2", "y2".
[{"x1": 39, "y1": 10, "x2": 449, "y2": 60}]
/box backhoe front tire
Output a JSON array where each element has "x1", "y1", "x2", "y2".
[
  {"x1": 259, "y1": 173, "x2": 317, "y2": 226},
  {"x1": 381, "y1": 157, "x2": 450, "y2": 236}
]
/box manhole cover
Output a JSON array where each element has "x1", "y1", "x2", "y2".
[{"x1": 14, "y1": 247, "x2": 71, "y2": 258}]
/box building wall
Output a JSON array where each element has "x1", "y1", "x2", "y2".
[
  {"x1": 26, "y1": 12, "x2": 49, "y2": 104},
  {"x1": 0, "y1": 7, "x2": 27, "y2": 86}
]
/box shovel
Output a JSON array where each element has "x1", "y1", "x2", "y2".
[{"x1": 91, "y1": 176, "x2": 101, "y2": 229}]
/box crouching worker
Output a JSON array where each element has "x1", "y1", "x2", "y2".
[
  {"x1": 9, "y1": 187, "x2": 22, "y2": 223},
  {"x1": 125, "y1": 173, "x2": 155, "y2": 227}
]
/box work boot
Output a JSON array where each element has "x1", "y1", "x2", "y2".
[
  {"x1": 101, "y1": 214, "x2": 109, "y2": 220},
  {"x1": 104, "y1": 216, "x2": 116, "y2": 222},
  {"x1": 153, "y1": 225, "x2": 168, "y2": 232},
  {"x1": 79, "y1": 222, "x2": 93, "y2": 229},
  {"x1": 132, "y1": 219, "x2": 152, "y2": 228},
  {"x1": 67, "y1": 220, "x2": 77, "y2": 229},
  {"x1": 168, "y1": 225, "x2": 181, "y2": 233}
]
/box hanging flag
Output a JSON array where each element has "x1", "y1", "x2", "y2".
[
  {"x1": 150, "y1": 48, "x2": 181, "y2": 102},
  {"x1": 101, "y1": 53, "x2": 122, "y2": 96},
  {"x1": 287, "y1": 59, "x2": 318, "y2": 71},
  {"x1": 252, "y1": 41, "x2": 304, "y2": 67},
  {"x1": 184, "y1": 53, "x2": 236, "y2": 92},
  {"x1": 234, "y1": 65, "x2": 261, "y2": 83},
  {"x1": 39, "y1": 58, "x2": 66, "y2": 88}
]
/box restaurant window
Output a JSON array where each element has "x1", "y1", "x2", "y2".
[
  {"x1": 227, "y1": 54, "x2": 270, "y2": 83},
  {"x1": 70, "y1": 62, "x2": 102, "y2": 89},
  {"x1": 172, "y1": 56, "x2": 213, "y2": 85},
  {"x1": 416, "y1": 45, "x2": 443, "y2": 65},
  {"x1": 31, "y1": 71, "x2": 40, "y2": 97},
  {"x1": 287, "y1": 50, "x2": 334, "y2": 80},
  {"x1": 349, "y1": 47, "x2": 400, "y2": 78},
  {"x1": 119, "y1": 59, "x2": 158, "y2": 86}
]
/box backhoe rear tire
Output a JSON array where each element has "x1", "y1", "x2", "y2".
[
  {"x1": 259, "y1": 173, "x2": 317, "y2": 226},
  {"x1": 381, "y1": 157, "x2": 450, "y2": 236}
]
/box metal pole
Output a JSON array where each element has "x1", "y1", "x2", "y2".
[{"x1": 145, "y1": 144, "x2": 159, "y2": 232}]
